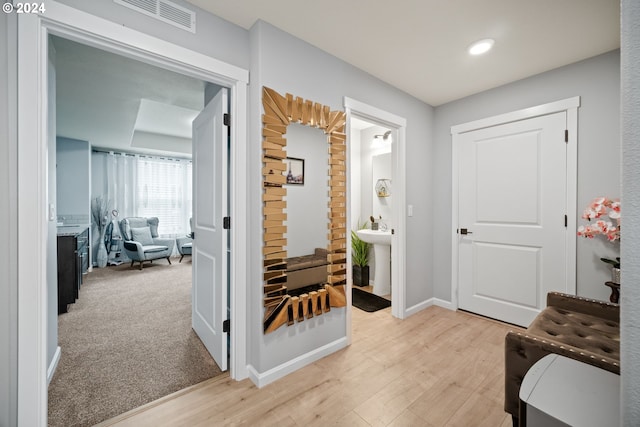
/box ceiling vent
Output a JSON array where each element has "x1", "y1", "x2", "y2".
[{"x1": 114, "y1": 0, "x2": 196, "y2": 33}]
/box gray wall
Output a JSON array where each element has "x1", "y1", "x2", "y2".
[
  {"x1": 249, "y1": 20, "x2": 434, "y2": 373},
  {"x1": 0, "y1": 9, "x2": 18, "y2": 427},
  {"x1": 432, "y1": 50, "x2": 621, "y2": 303},
  {"x1": 56, "y1": 137, "x2": 90, "y2": 223},
  {"x1": 621, "y1": 0, "x2": 640, "y2": 423}
]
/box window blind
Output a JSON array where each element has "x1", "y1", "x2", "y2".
[{"x1": 136, "y1": 157, "x2": 192, "y2": 236}]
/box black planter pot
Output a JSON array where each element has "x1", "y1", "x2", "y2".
[{"x1": 353, "y1": 265, "x2": 370, "y2": 287}]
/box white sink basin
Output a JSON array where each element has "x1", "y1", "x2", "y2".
[
  {"x1": 355, "y1": 229, "x2": 392, "y2": 246},
  {"x1": 355, "y1": 229, "x2": 392, "y2": 296}
]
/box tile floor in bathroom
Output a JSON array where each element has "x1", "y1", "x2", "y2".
[{"x1": 359, "y1": 284, "x2": 391, "y2": 301}]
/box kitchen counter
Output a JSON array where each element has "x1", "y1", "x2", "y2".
[{"x1": 57, "y1": 225, "x2": 90, "y2": 236}]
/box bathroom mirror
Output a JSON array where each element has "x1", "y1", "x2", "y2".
[{"x1": 262, "y1": 86, "x2": 347, "y2": 334}]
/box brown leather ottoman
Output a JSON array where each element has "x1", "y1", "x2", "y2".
[{"x1": 504, "y1": 292, "x2": 620, "y2": 426}]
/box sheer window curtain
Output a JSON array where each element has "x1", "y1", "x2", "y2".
[
  {"x1": 107, "y1": 152, "x2": 138, "y2": 226},
  {"x1": 98, "y1": 151, "x2": 192, "y2": 258}
]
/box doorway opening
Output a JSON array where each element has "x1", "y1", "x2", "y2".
[
  {"x1": 48, "y1": 34, "x2": 230, "y2": 425},
  {"x1": 349, "y1": 117, "x2": 394, "y2": 303},
  {"x1": 344, "y1": 97, "x2": 407, "y2": 343},
  {"x1": 17, "y1": 3, "x2": 249, "y2": 424}
]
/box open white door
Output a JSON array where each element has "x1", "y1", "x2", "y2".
[{"x1": 192, "y1": 88, "x2": 228, "y2": 371}]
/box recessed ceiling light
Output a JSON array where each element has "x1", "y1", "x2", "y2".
[{"x1": 468, "y1": 39, "x2": 495, "y2": 56}]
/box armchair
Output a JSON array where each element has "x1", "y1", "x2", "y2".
[
  {"x1": 118, "y1": 217, "x2": 175, "y2": 270},
  {"x1": 176, "y1": 218, "x2": 193, "y2": 263}
]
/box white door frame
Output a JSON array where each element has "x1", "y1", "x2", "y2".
[
  {"x1": 450, "y1": 97, "x2": 580, "y2": 310},
  {"x1": 17, "y1": 3, "x2": 249, "y2": 425},
  {"x1": 344, "y1": 97, "x2": 407, "y2": 341}
]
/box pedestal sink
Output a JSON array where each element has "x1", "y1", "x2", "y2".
[{"x1": 356, "y1": 229, "x2": 392, "y2": 296}]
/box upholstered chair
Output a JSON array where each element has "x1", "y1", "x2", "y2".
[
  {"x1": 504, "y1": 292, "x2": 620, "y2": 426},
  {"x1": 176, "y1": 218, "x2": 193, "y2": 263},
  {"x1": 118, "y1": 217, "x2": 175, "y2": 270}
]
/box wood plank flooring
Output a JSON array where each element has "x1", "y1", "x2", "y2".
[{"x1": 100, "y1": 305, "x2": 523, "y2": 426}]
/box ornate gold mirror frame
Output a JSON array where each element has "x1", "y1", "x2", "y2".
[{"x1": 262, "y1": 86, "x2": 347, "y2": 334}]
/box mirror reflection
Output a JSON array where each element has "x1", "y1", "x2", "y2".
[
  {"x1": 262, "y1": 86, "x2": 347, "y2": 334},
  {"x1": 283, "y1": 123, "x2": 330, "y2": 296}
]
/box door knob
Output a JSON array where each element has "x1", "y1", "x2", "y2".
[{"x1": 459, "y1": 228, "x2": 473, "y2": 235}]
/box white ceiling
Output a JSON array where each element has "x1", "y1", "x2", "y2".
[
  {"x1": 53, "y1": 2, "x2": 620, "y2": 156},
  {"x1": 186, "y1": 0, "x2": 620, "y2": 106},
  {"x1": 53, "y1": 36, "x2": 204, "y2": 156}
]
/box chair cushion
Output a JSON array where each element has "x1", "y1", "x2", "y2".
[
  {"x1": 181, "y1": 242, "x2": 192, "y2": 255},
  {"x1": 120, "y1": 217, "x2": 160, "y2": 240},
  {"x1": 131, "y1": 227, "x2": 154, "y2": 246},
  {"x1": 528, "y1": 306, "x2": 620, "y2": 360},
  {"x1": 504, "y1": 293, "x2": 620, "y2": 418},
  {"x1": 147, "y1": 217, "x2": 160, "y2": 238},
  {"x1": 142, "y1": 245, "x2": 168, "y2": 253}
]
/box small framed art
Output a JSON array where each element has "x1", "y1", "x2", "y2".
[{"x1": 285, "y1": 157, "x2": 305, "y2": 185}]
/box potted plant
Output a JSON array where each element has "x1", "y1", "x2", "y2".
[
  {"x1": 577, "y1": 197, "x2": 621, "y2": 283},
  {"x1": 351, "y1": 222, "x2": 370, "y2": 287}
]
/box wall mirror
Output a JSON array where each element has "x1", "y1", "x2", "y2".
[
  {"x1": 262, "y1": 86, "x2": 347, "y2": 334},
  {"x1": 285, "y1": 123, "x2": 329, "y2": 256}
]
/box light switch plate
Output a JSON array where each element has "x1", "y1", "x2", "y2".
[{"x1": 408, "y1": 204, "x2": 414, "y2": 217}]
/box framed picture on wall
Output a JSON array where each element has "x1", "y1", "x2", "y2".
[{"x1": 284, "y1": 157, "x2": 305, "y2": 185}]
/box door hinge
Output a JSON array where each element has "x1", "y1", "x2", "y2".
[
  {"x1": 223, "y1": 216, "x2": 231, "y2": 229},
  {"x1": 223, "y1": 319, "x2": 230, "y2": 333},
  {"x1": 223, "y1": 113, "x2": 230, "y2": 127},
  {"x1": 564, "y1": 215, "x2": 568, "y2": 227},
  {"x1": 564, "y1": 129, "x2": 568, "y2": 143}
]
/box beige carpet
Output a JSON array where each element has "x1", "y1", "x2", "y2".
[{"x1": 48, "y1": 259, "x2": 223, "y2": 427}]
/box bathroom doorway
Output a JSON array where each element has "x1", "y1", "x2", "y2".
[
  {"x1": 350, "y1": 118, "x2": 394, "y2": 301},
  {"x1": 344, "y1": 97, "x2": 407, "y2": 337}
]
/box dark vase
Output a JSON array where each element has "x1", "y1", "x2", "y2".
[{"x1": 353, "y1": 265, "x2": 370, "y2": 287}]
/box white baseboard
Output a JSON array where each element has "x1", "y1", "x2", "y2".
[
  {"x1": 405, "y1": 298, "x2": 434, "y2": 317},
  {"x1": 47, "y1": 346, "x2": 61, "y2": 385},
  {"x1": 432, "y1": 298, "x2": 456, "y2": 311},
  {"x1": 404, "y1": 297, "x2": 456, "y2": 318},
  {"x1": 247, "y1": 337, "x2": 348, "y2": 388}
]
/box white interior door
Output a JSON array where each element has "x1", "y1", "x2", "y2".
[
  {"x1": 192, "y1": 88, "x2": 228, "y2": 371},
  {"x1": 457, "y1": 112, "x2": 568, "y2": 327}
]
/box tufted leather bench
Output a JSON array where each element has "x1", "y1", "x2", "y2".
[
  {"x1": 285, "y1": 248, "x2": 329, "y2": 291},
  {"x1": 504, "y1": 292, "x2": 620, "y2": 426}
]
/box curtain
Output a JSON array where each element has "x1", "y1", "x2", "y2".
[
  {"x1": 106, "y1": 152, "x2": 138, "y2": 231},
  {"x1": 95, "y1": 151, "x2": 192, "y2": 258}
]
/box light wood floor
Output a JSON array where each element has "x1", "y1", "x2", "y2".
[{"x1": 100, "y1": 305, "x2": 522, "y2": 426}]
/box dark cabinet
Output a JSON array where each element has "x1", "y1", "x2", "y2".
[{"x1": 57, "y1": 227, "x2": 89, "y2": 314}]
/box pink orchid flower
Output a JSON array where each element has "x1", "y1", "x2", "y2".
[{"x1": 577, "y1": 197, "x2": 621, "y2": 242}]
